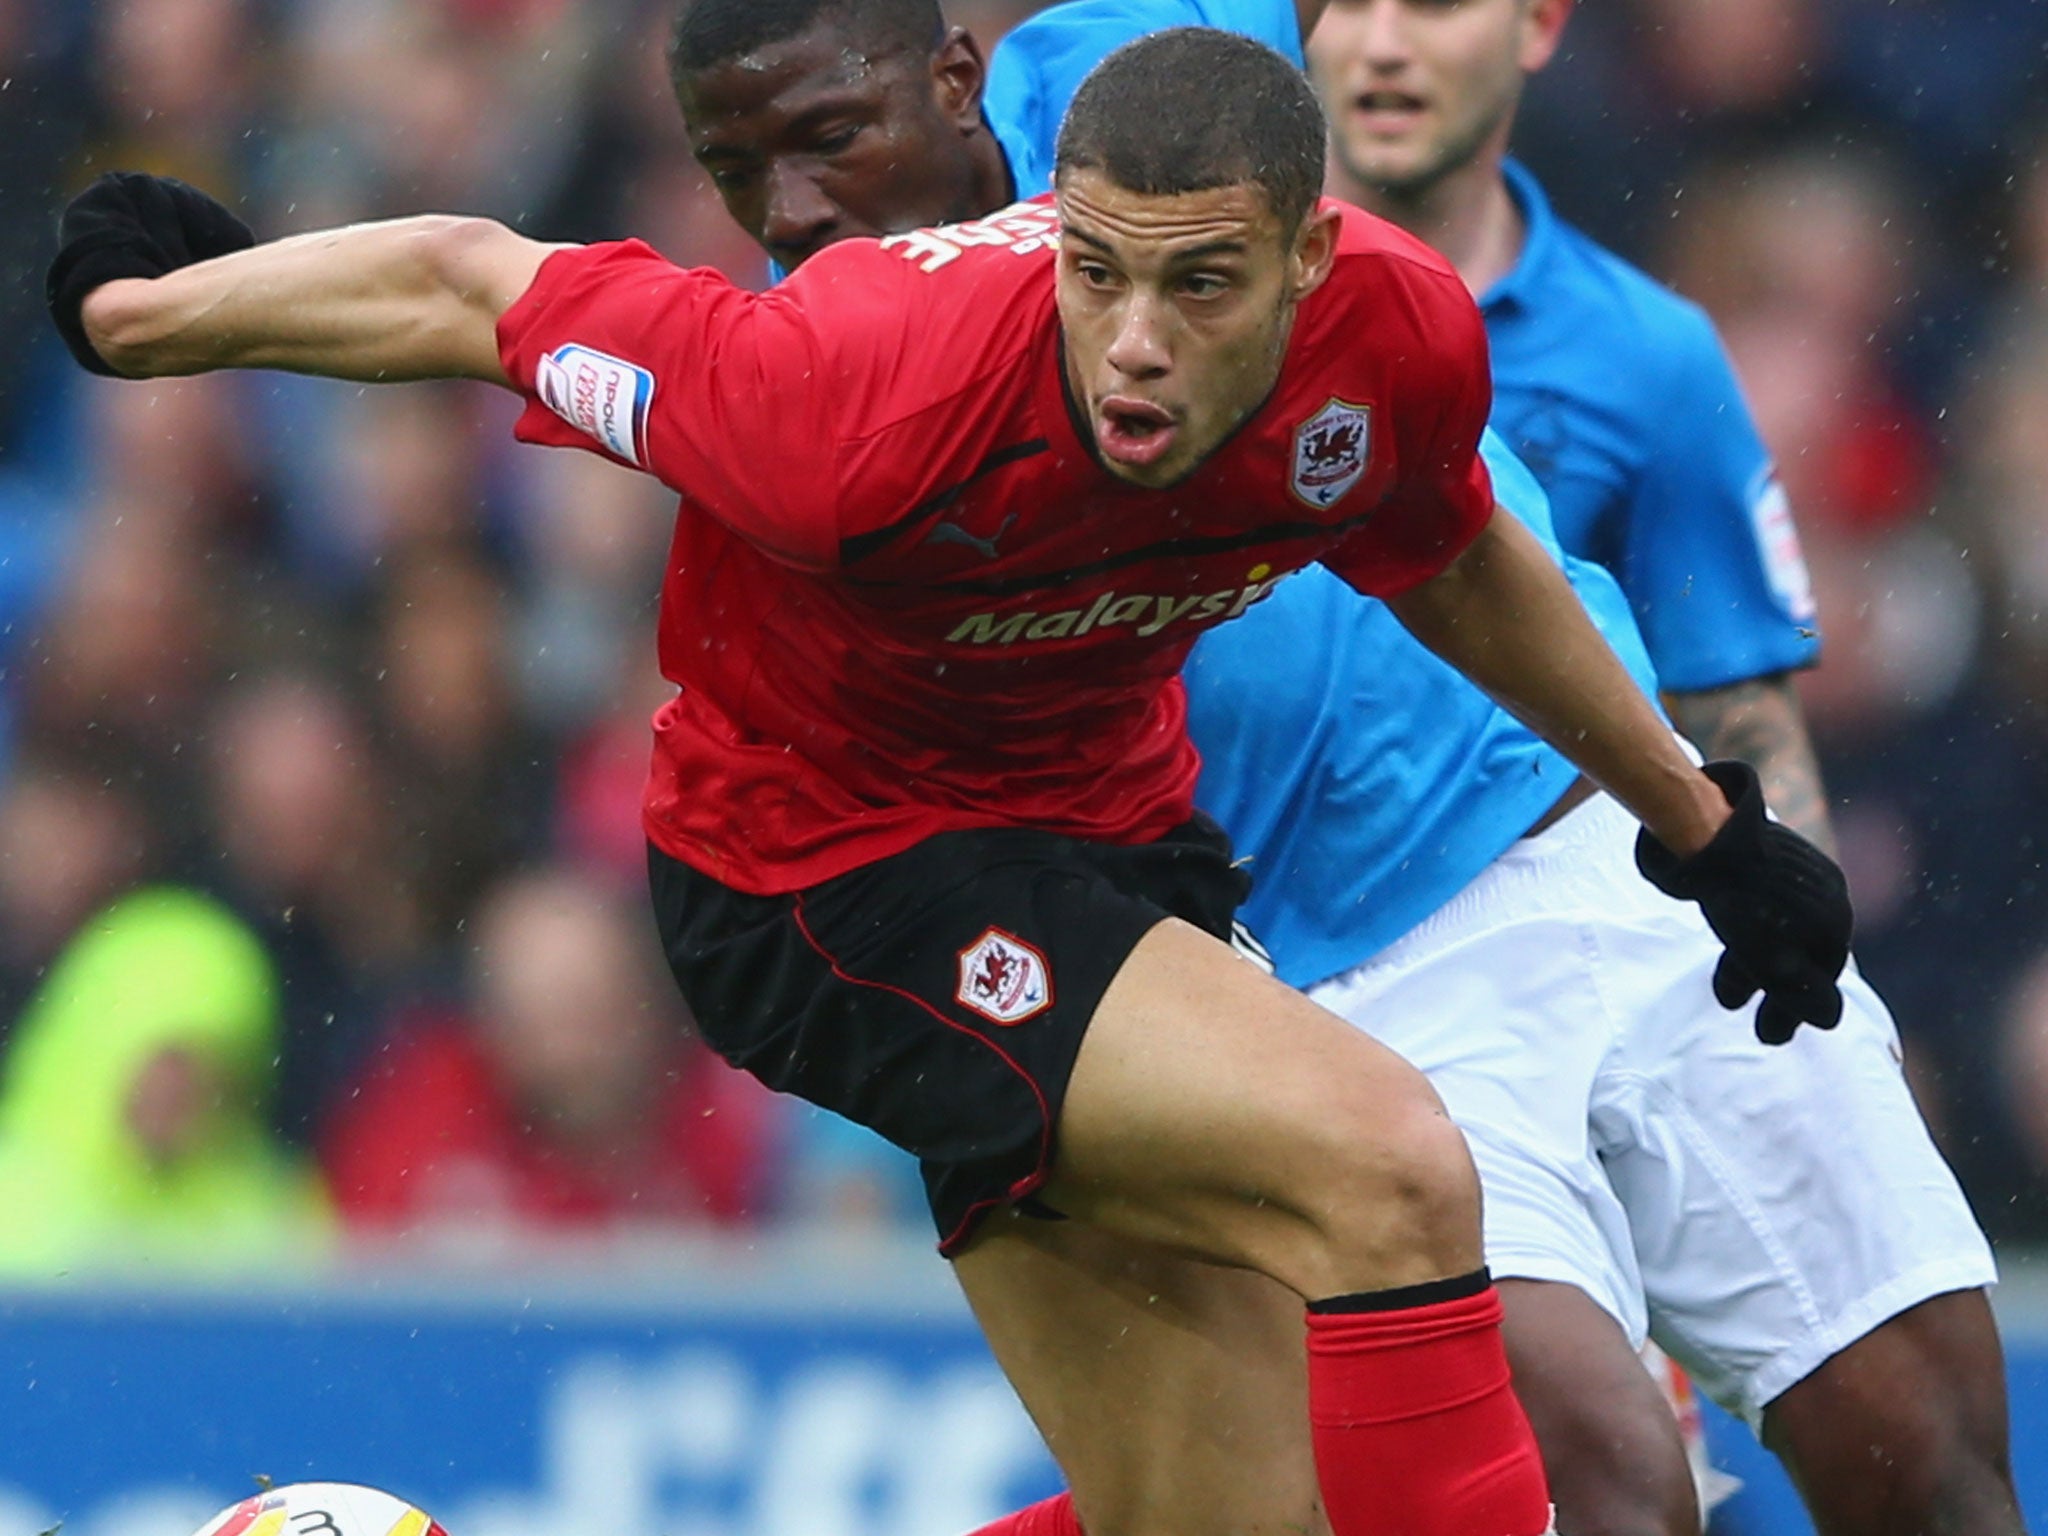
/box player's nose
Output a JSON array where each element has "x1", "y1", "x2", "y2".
[
  {"x1": 1356, "y1": 0, "x2": 1418, "y2": 68},
  {"x1": 1106, "y1": 293, "x2": 1172, "y2": 380},
  {"x1": 762, "y1": 164, "x2": 841, "y2": 264}
]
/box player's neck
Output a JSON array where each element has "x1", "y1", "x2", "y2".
[{"x1": 1334, "y1": 154, "x2": 1525, "y2": 302}]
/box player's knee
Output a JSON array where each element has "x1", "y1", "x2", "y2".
[
  {"x1": 1292, "y1": 1075, "x2": 1481, "y2": 1290},
  {"x1": 1352, "y1": 1099, "x2": 1481, "y2": 1256}
]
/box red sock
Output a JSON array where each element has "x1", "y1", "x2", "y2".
[
  {"x1": 1306, "y1": 1278, "x2": 1551, "y2": 1536},
  {"x1": 964, "y1": 1494, "x2": 1081, "y2": 1536}
]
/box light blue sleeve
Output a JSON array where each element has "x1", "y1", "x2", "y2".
[
  {"x1": 986, "y1": 0, "x2": 1306, "y2": 198},
  {"x1": 1614, "y1": 304, "x2": 1822, "y2": 692}
]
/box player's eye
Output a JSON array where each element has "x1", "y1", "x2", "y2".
[
  {"x1": 1075, "y1": 260, "x2": 1121, "y2": 290},
  {"x1": 1178, "y1": 272, "x2": 1231, "y2": 299},
  {"x1": 705, "y1": 164, "x2": 759, "y2": 193},
  {"x1": 813, "y1": 123, "x2": 862, "y2": 155}
]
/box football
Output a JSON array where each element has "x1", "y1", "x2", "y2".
[{"x1": 191, "y1": 1484, "x2": 447, "y2": 1536}]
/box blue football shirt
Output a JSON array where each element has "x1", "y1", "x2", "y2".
[{"x1": 1482, "y1": 160, "x2": 1820, "y2": 692}]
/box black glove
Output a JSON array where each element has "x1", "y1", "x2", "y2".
[
  {"x1": 1635, "y1": 759, "x2": 1852, "y2": 1045},
  {"x1": 46, "y1": 172, "x2": 255, "y2": 377}
]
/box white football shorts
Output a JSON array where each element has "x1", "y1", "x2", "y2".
[{"x1": 1306, "y1": 790, "x2": 1997, "y2": 1425}]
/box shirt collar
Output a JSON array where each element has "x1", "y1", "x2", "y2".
[{"x1": 1477, "y1": 158, "x2": 1555, "y2": 316}]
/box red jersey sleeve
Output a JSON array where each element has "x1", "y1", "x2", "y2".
[
  {"x1": 496, "y1": 240, "x2": 849, "y2": 570},
  {"x1": 1320, "y1": 265, "x2": 1496, "y2": 597}
]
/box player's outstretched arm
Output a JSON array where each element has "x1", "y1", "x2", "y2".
[
  {"x1": 1388, "y1": 506, "x2": 1853, "y2": 1043},
  {"x1": 50, "y1": 173, "x2": 560, "y2": 387}
]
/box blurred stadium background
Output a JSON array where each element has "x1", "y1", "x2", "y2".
[{"x1": 0, "y1": 0, "x2": 2044, "y2": 1532}]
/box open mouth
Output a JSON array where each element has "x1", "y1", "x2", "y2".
[
  {"x1": 1097, "y1": 396, "x2": 1178, "y2": 468},
  {"x1": 1351, "y1": 90, "x2": 1427, "y2": 129}
]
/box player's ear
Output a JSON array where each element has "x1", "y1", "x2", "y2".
[
  {"x1": 1288, "y1": 204, "x2": 1343, "y2": 301},
  {"x1": 1519, "y1": 0, "x2": 1573, "y2": 73},
  {"x1": 932, "y1": 26, "x2": 988, "y2": 131}
]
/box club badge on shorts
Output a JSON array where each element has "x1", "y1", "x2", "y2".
[
  {"x1": 956, "y1": 928, "x2": 1054, "y2": 1025},
  {"x1": 1291, "y1": 397, "x2": 1372, "y2": 509}
]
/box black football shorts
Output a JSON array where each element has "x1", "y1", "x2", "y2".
[{"x1": 647, "y1": 814, "x2": 1250, "y2": 1253}]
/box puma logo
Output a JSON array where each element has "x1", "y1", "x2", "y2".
[{"x1": 924, "y1": 512, "x2": 1017, "y2": 560}]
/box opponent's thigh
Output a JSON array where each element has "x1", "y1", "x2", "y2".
[
  {"x1": 1761, "y1": 1289, "x2": 2023, "y2": 1536},
  {"x1": 953, "y1": 1210, "x2": 1328, "y2": 1536},
  {"x1": 1498, "y1": 1279, "x2": 1700, "y2": 1536},
  {"x1": 1041, "y1": 917, "x2": 1481, "y2": 1299}
]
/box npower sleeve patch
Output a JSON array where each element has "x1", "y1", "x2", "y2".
[{"x1": 536, "y1": 343, "x2": 654, "y2": 467}]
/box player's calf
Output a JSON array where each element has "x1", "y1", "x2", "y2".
[{"x1": 1499, "y1": 1282, "x2": 1702, "y2": 1536}]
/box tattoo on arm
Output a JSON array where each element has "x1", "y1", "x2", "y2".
[{"x1": 1665, "y1": 673, "x2": 1838, "y2": 855}]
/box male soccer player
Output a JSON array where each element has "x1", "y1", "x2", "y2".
[
  {"x1": 1309, "y1": 0, "x2": 1832, "y2": 840},
  {"x1": 660, "y1": 4, "x2": 2019, "y2": 1536},
  {"x1": 1215, "y1": 4, "x2": 2017, "y2": 1534},
  {"x1": 48, "y1": 29, "x2": 1855, "y2": 1536}
]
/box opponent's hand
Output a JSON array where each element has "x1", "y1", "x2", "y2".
[
  {"x1": 47, "y1": 172, "x2": 255, "y2": 377},
  {"x1": 1635, "y1": 759, "x2": 1852, "y2": 1045}
]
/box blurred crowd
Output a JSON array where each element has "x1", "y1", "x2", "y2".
[{"x1": 0, "y1": 0, "x2": 2043, "y2": 1275}]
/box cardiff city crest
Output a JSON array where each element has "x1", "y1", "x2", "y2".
[
  {"x1": 956, "y1": 928, "x2": 1054, "y2": 1025},
  {"x1": 1291, "y1": 398, "x2": 1372, "y2": 509}
]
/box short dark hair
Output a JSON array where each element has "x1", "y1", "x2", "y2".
[
  {"x1": 1055, "y1": 28, "x2": 1328, "y2": 235},
  {"x1": 669, "y1": 0, "x2": 943, "y2": 78}
]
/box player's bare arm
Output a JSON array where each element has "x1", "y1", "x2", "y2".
[
  {"x1": 1386, "y1": 505, "x2": 1729, "y2": 857},
  {"x1": 80, "y1": 215, "x2": 552, "y2": 384},
  {"x1": 70, "y1": 192, "x2": 557, "y2": 386},
  {"x1": 1666, "y1": 676, "x2": 1838, "y2": 855}
]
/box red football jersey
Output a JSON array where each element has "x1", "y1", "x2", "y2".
[{"x1": 496, "y1": 197, "x2": 1494, "y2": 894}]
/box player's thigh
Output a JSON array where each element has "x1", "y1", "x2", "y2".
[
  {"x1": 1600, "y1": 954, "x2": 1996, "y2": 1422},
  {"x1": 1043, "y1": 914, "x2": 1482, "y2": 1297},
  {"x1": 1498, "y1": 1279, "x2": 1700, "y2": 1536},
  {"x1": 1760, "y1": 1288, "x2": 2021, "y2": 1535},
  {"x1": 954, "y1": 1210, "x2": 1327, "y2": 1536}
]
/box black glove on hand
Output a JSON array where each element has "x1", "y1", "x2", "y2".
[
  {"x1": 1636, "y1": 759, "x2": 1852, "y2": 1045},
  {"x1": 46, "y1": 172, "x2": 254, "y2": 377}
]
